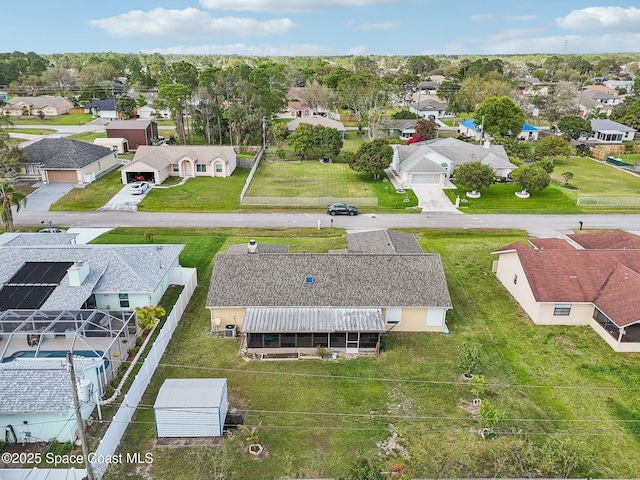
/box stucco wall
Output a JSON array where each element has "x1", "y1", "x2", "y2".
[
  {"x1": 210, "y1": 307, "x2": 246, "y2": 329},
  {"x1": 494, "y1": 251, "x2": 541, "y2": 322},
  {"x1": 536, "y1": 302, "x2": 594, "y2": 326},
  {"x1": 383, "y1": 307, "x2": 446, "y2": 332}
]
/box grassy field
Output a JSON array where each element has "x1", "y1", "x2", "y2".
[
  {"x1": 245, "y1": 160, "x2": 418, "y2": 211},
  {"x1": 446, "y1": 156, "x2": 640, "y2": 213},
  {"x1": 91, "y1": 227, "x2": 640, "y2": 480},
  {"x1": 49, "y1": 168, "x2": 124, "y2": 211},
  {"x1": 68, "y1": 131, "x2": 106, "y2": 142},
  {"x1": 8, "y1": 113, "x2": 95, "y2": 125},
  {"x1": 138, "y1": 169, "x2": 250, "y2": 212}
]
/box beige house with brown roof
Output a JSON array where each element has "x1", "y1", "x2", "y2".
[
  {"x1": 206, "y1": 232, "x2": 452, "y2": 357},
  {"x1": 1, "y1": 96, "x2": 74, "y2": 116},
  {"x1": 492, "y1": 231, "x2": 640, "y2": 352},
  {"x1": 120, "y1": 145, "x2": 237, "y2": 184}
]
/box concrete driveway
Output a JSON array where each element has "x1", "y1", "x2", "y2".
[
  {"x1": 22, "y1": 183, "x2": 75, "y2": 212},
  {"x1": 410, "y1": 184, "x2": 462, "y2": 214},
  {"x1": 99, "y1": 184, "x2": 151, "y2": 211}
]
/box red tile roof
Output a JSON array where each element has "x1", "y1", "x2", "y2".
[{"x1": 567, "y1": 231, "x2": 640, "y2": 250}]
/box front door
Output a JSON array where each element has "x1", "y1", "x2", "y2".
[{"x1": 346, "y1": 332, "x2": 359, "y2": 354}]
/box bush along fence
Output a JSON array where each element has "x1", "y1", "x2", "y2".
[{"x1": 90, "y1": 268, "x2": 197, "y2": 479}]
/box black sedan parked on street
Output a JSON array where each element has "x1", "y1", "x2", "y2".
[{"x1": 327, "y1": 203, "x2": 359, "y2": 216}]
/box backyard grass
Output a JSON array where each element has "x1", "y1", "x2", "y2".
[
  {"x1": 49, "y1": 168, "x2": 124, "y2": 211},
  {"x1": 446, "y1": 156, "x2": 640, "y2": 213},
  {"x1": 8, "y1": 113, "x2": 95, "y2": 125},
  {"x1": 138, "y1": 169, "x2": 250, "y2": 212},
  {"x1": 94, "y1": 227, "x2": 640, "y2": 480}
]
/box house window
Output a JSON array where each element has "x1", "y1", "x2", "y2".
[
  {"x1": 386, "y1": 307, "x2": 402, "y2": 324},
  {"x1": 118, "y1": 294, "x2": 130, "y2": 308},
  {"x1": 196, "y1": 164, "x2": 207, "y2": 173},
  {"x1": 513, "y1": 274, "x2": 518, "y2": 284},
  {"x1": 26, "y1": 164, "x2": 40, "y2": 174},
  {"x1": 313, "y1": 333, "x2": 328, "y2": 347},
  {"x1": 215, "y1": 163, "x2": 223, "y2": 173},
  {"x1": 553, "y1": 304, "x2": 571, "y2": 316},
  {"x1": 172, "y1": 163, "x2": 179, "y2": 172}
]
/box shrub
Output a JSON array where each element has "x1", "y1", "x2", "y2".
[{"x1": 458, "y1": 343, "x2": 481, "y2": 376}]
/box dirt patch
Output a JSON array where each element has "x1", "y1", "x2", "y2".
[{"x1": 376, "y1": 424, "x2": 409, "y2": 458}]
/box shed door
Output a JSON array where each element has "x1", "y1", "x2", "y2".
[
  {"x1": 47, "y1": 170, "x2": 77, "y2": 183},
  {"x1": 346, "y1": 332, "x2": 359, "y2": 354}
]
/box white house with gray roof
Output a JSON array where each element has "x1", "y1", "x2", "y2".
[
  {"x1": 0, "y1": 358, "x2": 101, "y2": 443},
  {"x1": 391, "y1": 137, "x2": 517, "y2": 187},
  {"x1": 0, "y1": 243, "x2": 186, "y2": 311},
  {"x1": 206, "y1": 242, "x2": 452, "y2": 357},
  {"x1": 583, "y1": 119, "x2": 637, "y2": 144}
]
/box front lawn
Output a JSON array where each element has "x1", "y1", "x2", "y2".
[
  {"x1": 49, "y1": 168, "x2": 124, "y2": 211},
  {"x1": 68, "y1": 131, "x2": 106, "y2": 142},
  {"x1": 7, "y1": 128, "x2": 56, "y2": 135},
  {"x1": 97, "y1": 227, "x2": 640, "y2": 480},
  {"x1": 138, "y1": 169, "x2": 250, "y2": 212},
  {"x1": 9, "y1": 113, "x2": 95, "y2": 125}
]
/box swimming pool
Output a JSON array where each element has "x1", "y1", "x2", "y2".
[{"x1": 2, "y1": 350, "x2": 104, "y2": 362}]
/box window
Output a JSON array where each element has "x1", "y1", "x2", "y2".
[
  {"x1": 172, "y1": 163, "x2": 179, "y2": 172},
  {"x1": 196, "y1": 164, "x2": 207, "y2": 173},
  {"x1": 297, "y1": 333, "x2": 312, "y2": 348},
  {"x1": 118, "y1": 294, "x2": 130, "y2": 308},
  {"x1": 281, "y1": 333, "x2": 296, "y2": 348},
  {"x1": 553, "y1": 304, "x2": 571, "y2": 316},
  {"x1": 386, "y1": 307, "x2": 402, "y2": 324},
  {"x1": 513, "y1": 274, "x2": 518, "y2": 284},
  {"x1": 26, "y1": 164, "x2": 40, "y2": 174},
  {"x1": 215, "y1": 163, "x2": 223, "y2": 173},
  {"x1": 313, "y1": 333, "x2": 328, "y2": 347},
  {"x1": 330, "y1": 333, "x2": 346, "y2": 348}
]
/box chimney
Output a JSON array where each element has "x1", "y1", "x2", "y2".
[
  {"x1": 483, "y1": 140, "x2": 491, "y2": 149},
  {"x1": 247, "y1": 239, "x2": 257, "y2": 254},
  {"x1": 67, "y1": 261, "x2": 90, "y2": 286}
]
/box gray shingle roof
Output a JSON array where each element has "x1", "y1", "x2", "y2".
[
  {"x1": 0, "y1": 358, "x2": 100, "y2": 414},
  {"x1": 84, "y1": 99, "x2": 116, "y2": 110},
  {"x1": 0, "y1": 232, "x2": 77, "y2": 246},
  {"x1": 347, "y1": 230, "x2": 423, "y2": 254},
  {"x1": 207, "y1": 253, "x2": 451, "y2": 309},
  {"x1": 7, "y1": 96, "x2": 73, "y2": 110},
  {"x1": 0, "y1": 244, "x2": 184, "y2": 310},
  {"x1": 130, "y1": 145, "x2": 237, "y2": 171},
  {"x1": 22, "y1": 138, "x2": 114, "y2": 169},
  {"x1": 591, "y1": 118, "x2": 636, "y2": 133}
]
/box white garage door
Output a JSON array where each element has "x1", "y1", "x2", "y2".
[{"x1": 411, "y1": 173, "x2": 441, "y2": 185}]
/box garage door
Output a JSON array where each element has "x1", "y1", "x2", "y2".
[
  {"x1": 47, "y1": 170, "x2": 78, "y2": 183},
  {"x1": 411, "y1": 173, "x2": 441, "y2": 185}
]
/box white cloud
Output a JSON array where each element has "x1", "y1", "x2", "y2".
[
  {"x1": 470, "y1": 14, "x2": 492, "y2": 23},
  {"x1": 433, "y1": 32, "x2": 640, "y2": 55},
  {"x1": 504, "y1": 15, "x2": 537, "y2": 22},
  {"x1": 351, "y1": 21, "x2": 399, "y2": 31},
  {"x1": 89, "y1": 7, "x2": 295, "y2": 39},
  {"x1": 556, "y1": 7, "x2": 640, "y2": 32},
  {"x1": 144, "y1": 43, "x2": 345, "y2": 56},
  {"x1": 199, "y1": 0, "x2": 407, "y2": 13}
]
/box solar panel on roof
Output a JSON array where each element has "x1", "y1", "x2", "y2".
[
  {"x1": 8, "y1": 262, "x2": 74, "y2": 284},
  {"x1": 0, "y1": 286, "x2": 57, "y2": 310}
]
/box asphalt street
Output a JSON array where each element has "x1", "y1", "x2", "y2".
[{"x1": 13, "y1": 210, "x2": 640, "y2": 236}]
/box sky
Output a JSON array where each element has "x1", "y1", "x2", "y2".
[{"x1": 3, "y1": 1, "x2": 640, "y2": 56}]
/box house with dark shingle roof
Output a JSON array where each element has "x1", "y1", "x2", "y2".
[
  {"x1": 21, "y1": 137, "x2": 119, "y2": 184},
  {"x1": 491, "y1": 231, "x2": 640, "y2": 352},
  {"x1": 84, "y1": 98, "x2": 118, "y2": 119},
  {"x1": 206, "y1": 236, "x2": 452, "y2": 357}
]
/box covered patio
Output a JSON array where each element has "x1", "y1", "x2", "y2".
[
  {"x1": 591, "y1": 308, "x2": 640, "y2": 352},
  {"x1": 0, "y1": 309, "x2": 138, "y2": 392},
  {"x1": 241, "y1": 307, "x2": 385, "y2": 358}
]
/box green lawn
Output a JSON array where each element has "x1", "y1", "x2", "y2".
[
  {"x1": 94, "y1": 227, "x2": 640, "y2": 480},
  {"x1": 245, "y1": 160, "x2": 418, "y2": 211},
  {"x1": 8, "y1": 113, "x2": 95, "y2": 125},
  {"x1": 446, "y1": 156, "x2": 640, "y2": 213},
  {"x1": 49, "y1": 168, "x2": 124, "y2": 211},
  {"x1": 68, "y1": 131, "x2": 106, "y2": 142},
  {"x1": 7, "y1": 127, "x2": 56, "y2": 135},
  {"x1": 138, "y1": 169, "x2": 250, "y2": 212}
]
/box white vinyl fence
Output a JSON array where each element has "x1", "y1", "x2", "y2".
[
  {"x1": 91, "y1": 268, "x2": 197, "y2": 478},
  {"x1": 239, "y1": 147, "x2": 264, "y2": 201},
  {"x1": 577, "y1": 196, "x2": 640, "y2": 206}
]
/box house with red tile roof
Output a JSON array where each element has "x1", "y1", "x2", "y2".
[{"x1": 491, "y1": 232, "x2": 640, "y2": 352}]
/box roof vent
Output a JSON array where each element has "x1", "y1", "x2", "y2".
[
  {"x1": 247, "y1": 239, "x2": 257, "y2": 254},
  {"x1": 304, "y1": 276, "x2": 314, "y2": 284}
]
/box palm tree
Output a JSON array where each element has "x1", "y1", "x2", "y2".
[{"x1": 0, "y1": 181, "x2": 27, "y2": 232}]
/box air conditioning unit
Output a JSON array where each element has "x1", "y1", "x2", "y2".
[{"x1": 224, "y1": 324, "x2": 237, "y2": 338}]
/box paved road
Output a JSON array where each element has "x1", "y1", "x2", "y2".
[{"x1": 12, "y1": 210, "x2": 640, "y2": 236}]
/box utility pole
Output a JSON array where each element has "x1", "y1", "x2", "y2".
[{"x1": 67, "y1": 353, "x2": 95, "y2": 480}]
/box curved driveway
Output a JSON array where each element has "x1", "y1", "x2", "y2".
[{"x1": 12, "y1": 210, "x2": 640, "y2": 236}]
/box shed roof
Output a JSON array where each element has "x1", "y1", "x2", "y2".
[
  {"x1": 106, "y1": 120, "x2": 155, "y2": 130},
  {"x1": 242, "y1": 307, "x2": 385, "y2": 332},
  {"x1": 207, "y1": 253, "x2": 451, "y2": 309},
  {"x1": 154, "y1": 378, "x2": 227, "y2": 409}
]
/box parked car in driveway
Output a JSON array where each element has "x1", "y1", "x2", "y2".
[
  {"x1": 327, "y1": 203, "x2": 358, "y2": 216},
  {"x1": 129, "y1": 181, "x2": 150, "y2": 195},
  {"x1": 39, "y1": 228, "x2": 66, "y2": 233}
]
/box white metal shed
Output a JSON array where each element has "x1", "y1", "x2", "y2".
[{"x1": 154, "y1": 378, "x2": 228, "y2": 438}]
